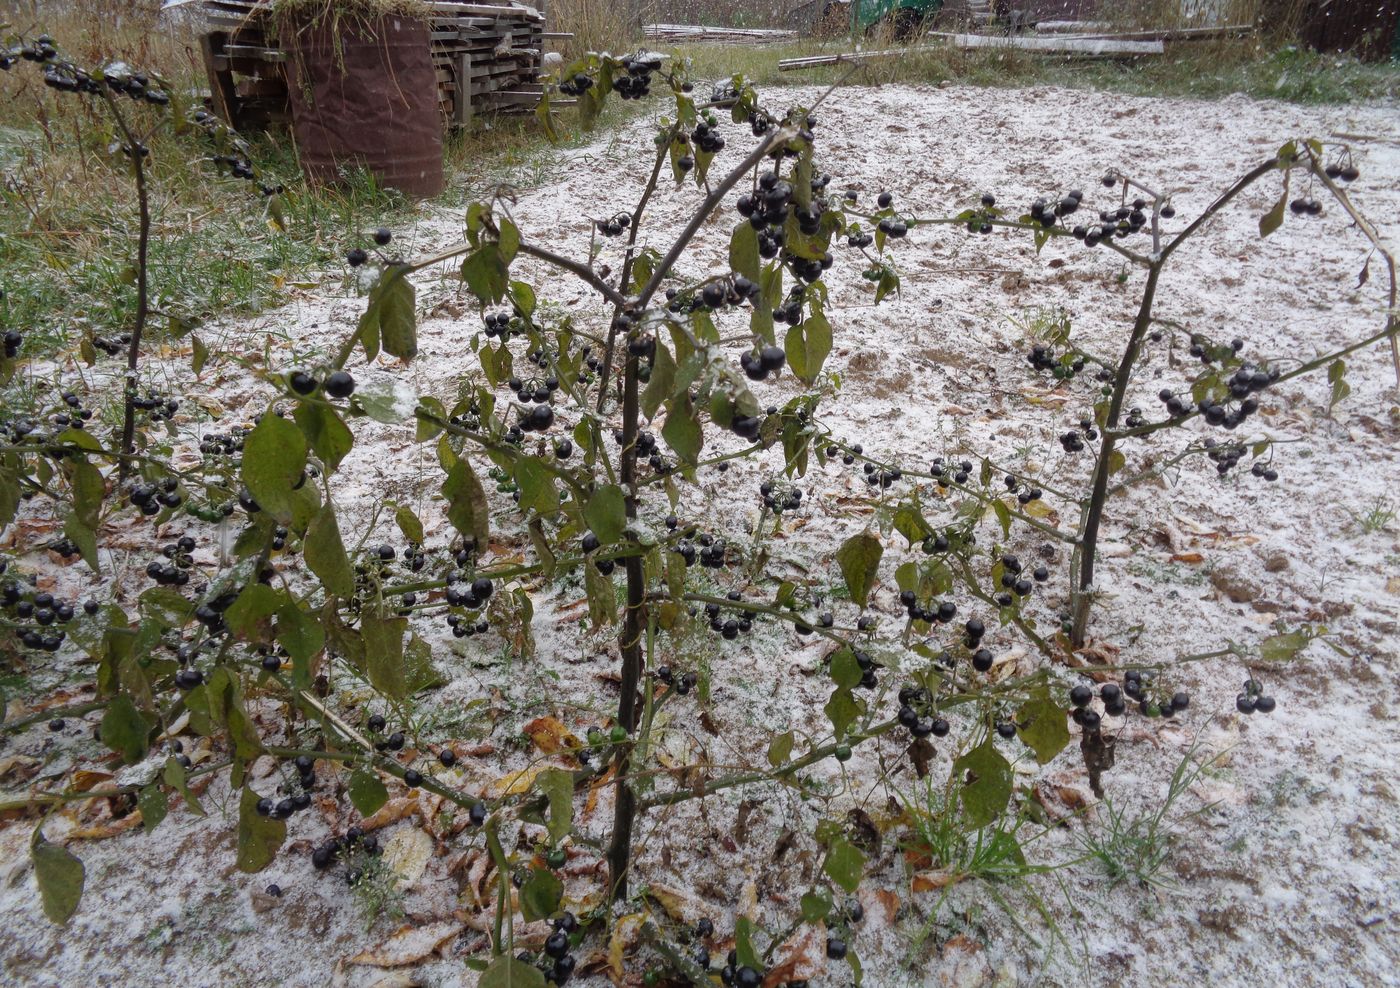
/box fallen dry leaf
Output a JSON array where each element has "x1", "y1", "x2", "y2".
[
  {"x1": 763, "y1": 922, "x2": 826, "y2": 986},
  {"x1": 361, "y1": 797, "x2": 420, "y2": 831},
  {"x1": 1170, "y1": 552, "x2": 1205, "y2": 564},
  {"x1": 381, "y1": 827, "x2": 433, "y2": 889},
  {"x1": 349, "y1": 921, "x2": 463, "y2": 967},
  {"x1": 607, "y1": 912, "x2": 645, "y2": 983},
  {"x1": 489, "y1": 765, "x2": 547, "y2": 798},
  {"x1": 912, "y1": 870, "x2": 965, "y2": 893},
  {"x1": 65, "y1": 813, "x2": 144, "y2": 841},
  {"x1": 523, "y1": 716, "x2": 582, "y2": 757}
]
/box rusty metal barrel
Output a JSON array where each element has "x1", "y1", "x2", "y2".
[{"x1": 282, "y1": 14, "x2": 444, "y2": 198}]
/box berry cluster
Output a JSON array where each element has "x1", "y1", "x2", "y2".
[
  {"x1": 705, "y1": 591, "x2": 763, "y2": 641},
  {"x1": 1, "y1": 571, "x2": 76, "y2": 652},
  {"x1": 557, "y1": 73, "x2": 594, "y2": 97},
  {"x1": 128, "y1": 477, "x2": 184, "y2": 516},
  {"x1": 1124, "y1": 668, "x2": 1190, "y2": 718},
  {"x1": 145, "y1": 535, "x2": 197, "y2": 585},
  {"x1": 654, "y1": 664, "x2": 698, "y2": 695},
  {"x1": 671, "y1": 530, "x2": 733, "y2": 569},
  {"x1": 739, "y1": 345, "x2": 787, "y2": 381},
  {"x1": 538, "y1": 910, "x2": 580, "y2": 984},
  {"x1": 289, "y1": 368, "x2": 356, "y2": 400},
  {"x1": 759, "y1": 479, "x2": 803, "y2": 513},
  {"x1": 594, "y1": 212, "x2": 631, "y2": 238},
  {"x1": 91, "y1": 332, "x2": 133, "y2": 356},
  {"x1": 611, "y1": 54, "x2": 661, "y2": 100},
  {"x1": 1235, "y1": 677, "x2": 1277, "y2": 714},
  {"x1": 896, "y1": 684, "x2": 952, "y2": 739},
  {"x1": 1322, "y1": 157, "x2": 1361, "y2": 183},
  {"x1": 131, "y1": 391, "x2": 179, "y2": 423},
  {"x1": 310, "y1": 825, "x2": 382, "y2": 874}
]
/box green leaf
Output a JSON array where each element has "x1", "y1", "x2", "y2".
[
  {"x1": 951, "y1": 739, "x2": 1013, "y2": 829},
  {"x1": 1015, "y1": 692, "x2": 1070, "y2": 765},
  {"x1": 785, "y1": 309, "x2": 832, "y2": 384},
  {"x1": 479, "y1": 956, "x2": 547, "y2": 988},
  {"x1": 584, "y1": 485, "x2": 627, "y2": 545},
  {"x1": 237, "y1": 786, "x2": 286, "y2": 873},
  {"x1": 139, "y1": 587, "x2": 194, "y2": 629},
  {"x1": 893, "y1": 505, "x2": 931, "y2": 546},
  {"x1": 991, "y1": 499, "x2": 1012, "y2": 538},
  {"x1": 729, "y1": 222, "x2": 760, "y2": 282},
  {"x1": 537, "y1": 768, "x2": 574, "y2": 845},
  {"x1": 138, "y1": 782, "x2": 168, "y2": 833},
  {"x1": 395, "y1": 504, "x2": 425, "y2": 544},
  {"x1": 1107, "y1": 449, "x2": 1127, "y2": 476},
  {"x1": 824, "y1": 686, "x2": 859, "y2": 739},
  {"x1": 304, "y1": 504, "x2": 355, "y2": 598},
  {"x1": 520, "y1": 868, "x2": 563, "y2": 922},
  {"x1": 1327, "y1": 359, "x2": 1351, "y2": 411},
  {"x1": 767, "y1": 731, "x2": 794, "y2": 768},
  {"x1": 829, "y1": 648, "x2": 862, "y2": 689},
  {"x1": 224, "y1": 583, "x2": 281, "y2": 641},
  {"x1": 362, "y1": 612, "x2": 408, "y2": 699},
  {"x1": 661, "y1": 396, "x2": 703, "y2": 465},
  {"x1": 510, "y1": 280, "x2": 536, "y2": 317},
  {"x1": 277, "y1": 602, "x2": 325, "y2": 689},
  {"x1": 734, "y1": 916, "x2": 761, "y2": 970},
  {"x1": 823, "y1": 836, "x2": 865, "y2": 893},
  {"x1": 192, "y1": 335, "x2": 210, "y2": 374},
  {"x1": 164, "y1": 756, "x2": 205, "y2": 815},
  {"x1": 462, "y1": 244, "x2": 509, "y2": 306},
  {"x1": 443, "y1": 457, "x2": 491, "y2": 549},
  {"x1": 362, "y1": 267, "x2": 417, "y2": 362},
  {"x1": 242, "y1": 412, "x2": 308, "y2": 524},
  {"x1": 63, "y1": 513, "x2": 99, "y2": 573},
  {"x1": 836, "y1": 531, "x2": 882, "y2": 609},
  {"x1": 498, "y1": 217, "x2": 520, "y2": 264},
  {"x1": 69, "y1": 460, "x2": 104, "y2": 531},
  {"x1": 799, "y1": 886, "x2": 832, "y2": 922},
  {"x1": 31, "y1": 834, "x2": 84, "y2": 924},
  {"x1": 99, "y1": 694, "x2": 151, "y2": 765},
  {"x1": 1260, "y1": 630, "x2": 1310, "y2": 662},
  {"x1": 513, "y1": 457, "x2": 558, "y2": 517},
  {"x1": 293, "y1": 402, "x2": 354, "y2": 473},
  {"x1": 640, "y1": 340, "x2": 676, "y2": 421},
  {"x1": 583, "y1": 558, "x2": 617, "y2": 627},
  {"x1": 1259, "y1": 193, "x2": 1286, "y2": 237},
  {"x1": 349, "y1": 768, "x2": 389, "y2": 817}
]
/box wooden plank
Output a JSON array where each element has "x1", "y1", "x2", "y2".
[
  {"x1": 455, "y1": 50, "x2": 473, "y2": 128},
  {"x1": 199, "y1": 32, "x2": 239, "y2": 126},
  {"x1": 779, "y1": 33, "x2": 1163, "y2": 71}
]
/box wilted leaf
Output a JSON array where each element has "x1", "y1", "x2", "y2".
[
  {"x1": 350, "y1": 920, "x2": 465, "y2": 967},
  {"x1": 836, "y1": 532, "x2": 882, "y2": 608},
  {"x1": 32, "y1": 833, "x2": 84, "y2": 924},
  {"x1": 237, "y1": 786, "x2": 286, "y2": 873}
]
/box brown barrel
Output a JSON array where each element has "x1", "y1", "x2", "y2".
[
  {"x1": 282, "y1": 14, "x2": 444, "y2": 197},
  {"x1": 1297, "y1": 0, "x2": 1399, "y2": 61}
]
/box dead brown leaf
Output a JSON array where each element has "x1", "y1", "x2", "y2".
[
  {"x1": 348, "y1": 921, "x2": 463, "y2": 967},
  {"x1": 523, "y1": 716, "x2": 582, "y2": 756}
]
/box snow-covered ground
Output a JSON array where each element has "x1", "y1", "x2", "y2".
[{"x1": 2, "y1": 82, "x2": 1399, "y2": 987}]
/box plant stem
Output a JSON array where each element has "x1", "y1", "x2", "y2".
[
  {"x1": 1071, "y1": 261, "x2": 1162, "y2": 648},
  {"x1": 607, "y1": 347, "x2": 645, "y2": 900},
  {"x1": 104, "y1": 93, "x2": 150, "y2": 484}
]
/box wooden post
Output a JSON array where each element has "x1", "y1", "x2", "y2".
[
  {"x1": 455, "y1": 50, "x2": 473, "y2": 129},
  {"x1": 199, "y1": 32, "x2": 240, "y2": 126}
]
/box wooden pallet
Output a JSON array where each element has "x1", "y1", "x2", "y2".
[{"x1": 196, "y1": 0, "x2": 558, "y2": 131}]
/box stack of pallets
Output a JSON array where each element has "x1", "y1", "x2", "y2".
[{"x1": 196, "y1": 0, "x2": 560, "y2": 131}]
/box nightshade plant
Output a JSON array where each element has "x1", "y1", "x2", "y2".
[{"x1": 1, "y1": 28, "x2": 1397, "y2": 988}]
